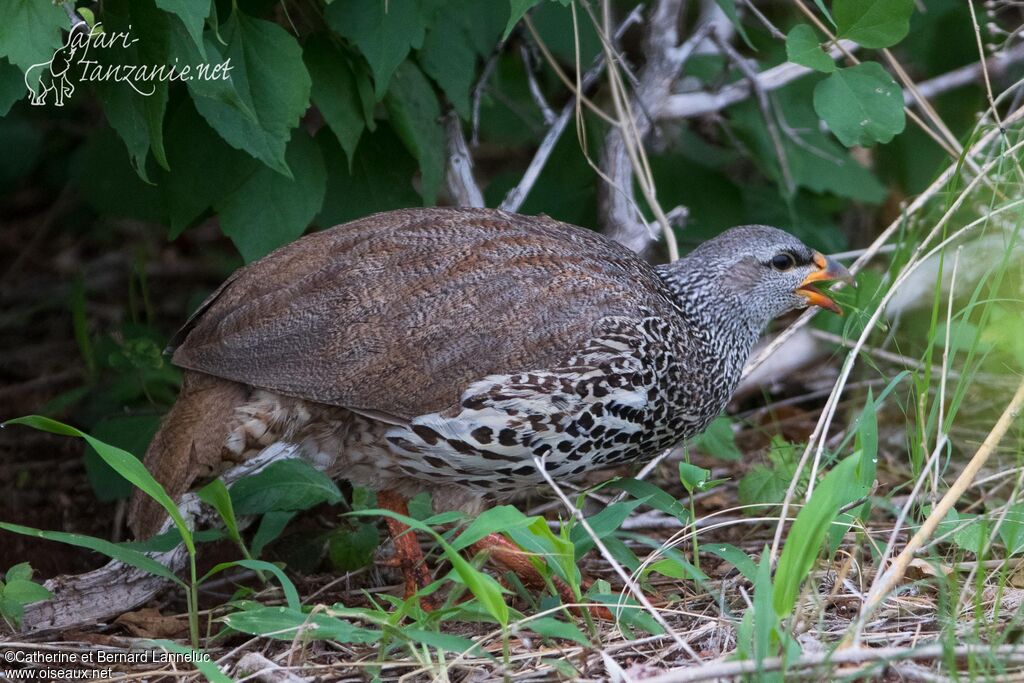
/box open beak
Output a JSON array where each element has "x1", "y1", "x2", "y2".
[{"x1": 796, "y1": 251, "x2": 855, "y2": 315}]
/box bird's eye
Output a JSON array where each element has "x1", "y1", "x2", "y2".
[{"x1": 770, "y1": 253, "x2": 796, "y2": 271}]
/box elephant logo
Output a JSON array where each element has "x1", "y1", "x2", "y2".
[{"x1": 25, "y1": 37, "x2": 78, "y2": 106}]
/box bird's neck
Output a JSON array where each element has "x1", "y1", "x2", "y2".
[{"x1": 654, "y1": 261, "x2": 763, "y2": 388}]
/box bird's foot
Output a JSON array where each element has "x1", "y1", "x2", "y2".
[
  {"x1": 469, "y1": 532, "x2": 613, "y2": 620},
  {"x1": 377, "y1": 489, "x2": 438, "y2": 611}
]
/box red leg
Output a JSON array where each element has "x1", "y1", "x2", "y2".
[
  {"x1": 470, "y1": 532, "x2": 612, "y2": 619},
  {"x1": 377, "y1": 489, "x2": 435, "y2": 608}
]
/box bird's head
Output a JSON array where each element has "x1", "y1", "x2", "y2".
[{"x1": 658, "y1": 225, "x2": 854, "y2": 334}]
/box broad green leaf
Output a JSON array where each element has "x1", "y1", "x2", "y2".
[
  {"x1": 5, "y1": 563, "x2": 32, "y2": 582},
  {"x1": 251, "y1": 511, "x2": 296, "y2": 558},
  {"x1": 304, "y1": 36, "x2": 365, "y2": 164},
  {"x1": 147, "y1": 641, "x2": 230, "y2": 682},
  {"x1": 0, "y1": 59, "x2": 25, "y2": 116},
  {"x1": 713, "y1": 0, "x2": 755, "y2": 50},
  {"x1": 452, "y1": 505, "x2": 532, "y2": 550},
  {"x1": 729, "y1": 79, "x2": 886, "y2": 203},
  {"x1": 939, "y1": 510, "x2": 986, "y2": 555},
  {"x1": 192, "y1": 11, "x2": 311, "y2": 177},
  {"x1": 835, "y1": 0, "x2": 914, "y2": 49},
  {"x1": 603, "y1": 478, "x2": 689, "y2": 522},
  {"x1": 317, "y1": 125, "x2": 421, "y2": 227},
  {"x1": 589, "y1": 593, "x2": 664, "y2": 636},
  {"x1": 1001, "y1": 504, "x2": 1024, "y2": 556},
  {"x1": 524, "y1": 617, "x2": 589, "y2": 645},
  {"x1": 773, "y1": 453, "x2": 871, "y2": 617},
  {"x1": 785, "y1": 24, "x2": 835, "y2": 73},
  {"x1": 504, "y1": 0, "x2": 543, "y2": 41},
  {"x1": 3, "y1": 579, "x2": 52, "y2": 605},
  {"x1": 197, "y1": 479, "x2": 242, "y2": 544},
  {"x1": 679, "y1": 462, "x2": 712, "y2": 494},
  {"x1": 159, "y1": 101, "x2": 258, "y2": 238},
  {"x1": 4, "y1": 416, "x2": 195, "y2": 556},
  {"x1": 419, "y1": 12, "x2": 476, "y2": 119},
  {"x1": 0, "y1": 522, "x2": 181, "y2": 585},
  {"x1": 693, "y1": 417, "x2": 742, "y2": 461},
  {"x1": 155, "y1": 0, "x2": 210, "y2": 55},
  {"x1": 508, "y1": 516, "x2": 579, "y2": 587},
  {"x1": 0, "y1": 0, "x2": 70, "y2": 74},
  {"x1": 229, "y1": 459, "x2": 341, "y2": 514},
  {"x1": 326, "y1": 0, "x2": 429, "y2": 98},
  {"x1": 93, "y1": 0, "x2": 172, "y2": 178},
  {"x1": 216, "y1": 128, "x2": 326, "y2": 262},
  {"x1": 737, "y1": 461, "x2": 796, "y2": 514},
  {"x1": 570, "y1": 499, "x2": 646, "y2": 556},
  {"x1": 813, "y1": 62, "x2": 905, "y2": 147},
  {"x1": 384, "y1": 61, "x2": 444, "y2": 204},
  {"x1": 704, "y1": 543, "x2": 758, "y2": 581}
]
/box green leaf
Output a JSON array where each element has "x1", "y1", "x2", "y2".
[
  {"x1": 198, "y1": 479, "x2": 243, "y2": 544},
  {"x1": 525, "y1": 616, "x2": 589, "y2": 645},
  {"x1": 159, "y1": 100, "x2": 258, "y2": 238},
  {"x1": 603, "y1": 478, "x2": 689, "y2": 522},
  {"x1": 353, "y1": 508, "x2": 509, "y2": 624},
  {"x1": 752, "y1": 549, "x2": 776, "y2": 666},
  {"x1": 570, "y1": 499, "x2": 646, "y2": 556},
  {"x1": 679, "y1": 462, "x2": 712, "y2": 494},
  {"x1": 93, "y1": 0, "x2": 173, "y2": 179},
  {"x1": 5, "y1": 563, "x2": 32, "y2": 583},
  {"x1": 939, "y1": 510, "x2": 986, "y2": 555},
  {"x1": 835, "y1": 0, "x2": 914, "y2": 49},
  {"x1": 250, "y1": 511, "x2": 296, "y2": 558},
  {"x1": 192, "y1": 11, "x2": 311, "y2": 176},
  {"x1": 504, "y1": 0, "x2": 542, "y2": 41},
  {"x1": 317, "y1": 124, "x2": 421, "y2": 226},
  {"x1": 304, "y1": 36, "x2": 366, "y2": 164},
  {"x1": 229, "y1": 459, "x2": 342, "y2": 515},
  {"x1": 216, "y1": 128, "x2": 326, "y2": 262},
  {"x1": 773, "y1": 453, "x2": 871, "y2": 617},
  {"x1": 1001, "y1": 504, "x2": 1024, "y2": 556},
  {"x1": 328, "y1": 522, "x2": 380, "y2": 571},
  {"x1": 692, "y1": 416, "x2": 742, "y2": 461},
  {"x1": 452, "y1": 505, "x2": 533, "y2": 550},
  {"x1": 0, "y1": 59, "x2": 25, "y2": 116},
  {"x1": 155, "y1": 0, "x2": 210, "y2": 55},
  {"x1": 4, "y1": 416, "x2": 196, "y2": 557},
  {"x1": 813, "y1": 62, "x2": 905, "y2": 147},
  {"x1": 713, "y1": 0, "x2": 755, "y2": 50},
  {"x1": 326, "y1": 0, "x2": 429, "y2": 98},
  {"x1": 3, "y1": 579, "x2": 52, "y2": 605},
  {"x1": 419, "y1": 12, "x2": 476, "y2": 119},
  {"x1": 785, "y1": 24, "x2": 835, "y2": 73},
  {"x1": 401, "y1": 629, "x2": 488, "y2": 656},
  {"x1": 384, "y1": 61, "x2": 444, "y2": 204},
  {"x1": 0, "y1": 0, "x2": 70, "y2": 74},
  {"x1": 0, "y1": 522, "x2": 181, "y2": 585},
  {"x1": 738, "y1": 462, "x2": 796, "y2": 514},
  {"x1": 704, "y1": 543, "x2": 758, "y2": 581}
]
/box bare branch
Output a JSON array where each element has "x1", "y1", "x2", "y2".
[
  {"x1": 499, "y1": 7, "x2": 642, "y2": 213},
  {"x1": 657, "y1": 41, "x2": 859, "y2": 120},
  {"x1": 444, "y1": 110, "x2": 485, "y2": 208},
  {"x1": 597, "y1": 0, "x2": 690, "y2": 257}
]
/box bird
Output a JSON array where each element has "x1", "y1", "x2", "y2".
[{"x1": 128, "y1": 207, "x2": 851, "y2": 603}]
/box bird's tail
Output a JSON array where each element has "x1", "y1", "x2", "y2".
[{"x1": 128, "y1": 371, "x2": 247, "y2": 539}]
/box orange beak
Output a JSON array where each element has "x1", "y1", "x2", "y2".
[{"x1": 796, "y1": 251, "x2": 855, "y2": 315}]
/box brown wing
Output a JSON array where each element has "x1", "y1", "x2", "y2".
[{"x1": 171, "y1": 208, "x2": 677, "y2": 419}]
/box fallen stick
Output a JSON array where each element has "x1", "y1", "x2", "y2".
[{"x1": 19, "y1": 444, "x2": 303, "y2": 635}]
